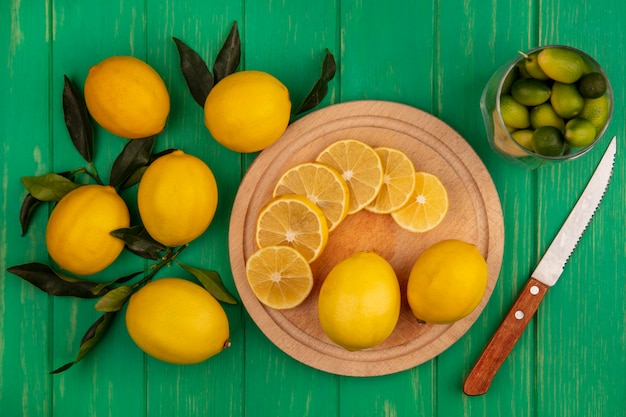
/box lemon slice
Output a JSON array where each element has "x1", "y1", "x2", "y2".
[
  {"x1": 273, "y1": 162, "x2": 350, "y2": 232},
  {"x1": 315, "y1": 139, "x2": 383, "y2": 214},
  {"x1": 246, "y1": 246, "x2": 314, "y2": 310},
  {"x1": 365, "y1": 147, "x2": 417, "y2": 214},
  {"x1": 391, "y1": 172, "x2": 449, "y2": 233},
  {"x1": 255, "y1": 194, "x2": 329, "y2": 263}
]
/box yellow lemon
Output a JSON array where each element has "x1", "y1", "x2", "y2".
[
  {"x1": 318, "y1": 252, "x2": 401, "y2": 351},
  {"x1": 407, "y1": 240, "x2": 488, "y2": 324},
  {"x1": 246, "y1": 246, "x2": 313, "y2": 310},
  {"x1": 46, "y1": 185, "x2": 130, "y2": 276},
  {"x1": 273, "y1": 162, "x2": 350, "y2": 232},
  {"x1": 315, "y1": 139, "x2": 384, "y2": 214},
  {"x1": 391, "y1": 172, "x2": 449, "y2": 233},
  {"x1": 204, "y1": 70, "x2": 291, "y2": 153},
  {"x1": 125, "y1": 278, "x2": 230, "y2": 364},
  {"x1": 255, "y1": 194, "x2": 329, "y2": 263},
  {"x1": 84, "y1": 56, "x2": 170, "y2": 139},
  {"x1": 137, "y1": 150, "x2": 218, "y2": 247},
  {"x1": 365, "y1": 147, "x2": 417, "y2": 214}
]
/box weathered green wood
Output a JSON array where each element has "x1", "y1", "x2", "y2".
[
  {"x1": 47, "y1": 2, "x2": 148, "y2": 416},
  {"x1": 1, "y1": 2, "x2": 53, "y2": 416},
  {"x1": 241, "y1": 2, "x2": 341, "y2": 416},
  {"x1": 1, "y1": 0, "x2": 625, "y2": 416},
  {"x1": 337, "y1": 2, "x2": 437, "y2": 416},
  {"x1": 435, "y1": 1, "x2": 540, "y2": 416},
  {"x1": 537, "y1": 2, "x2": 626, "y2": 416},
  {"x1": 143, "y1": 2, "x2": 246, "y2": 416}
]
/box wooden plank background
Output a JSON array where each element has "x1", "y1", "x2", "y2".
[{"x1": 1, "y1": 0, "x2": 624, "y2": 416}]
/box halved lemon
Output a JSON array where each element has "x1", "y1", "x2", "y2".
[
  {"x1": 366, "y1": 147, "x2": 417, "y2": 214},
  {"x1": 255, "y1": 194, "x2": 329, "y2": 263},
  {"x1": 273, "y1": 162, "x2": 350, "y2": 232},
  {"x1": 246, "y1": 246, "x2": 313, "y2": 310},
  {"x1": 391, "y1": 172, "x2": 449, "y2": 233},
  {"x1": 315, "y1": 139, "x2": 383, "y2": 214}
]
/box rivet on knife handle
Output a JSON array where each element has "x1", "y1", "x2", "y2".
[{"x1": 463, "y1": 278, "x2": 549, "y2": 396}]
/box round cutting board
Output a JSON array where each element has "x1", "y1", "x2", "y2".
[{"x1": 229, "y1": 100, "x2": 504, "y2": 376}]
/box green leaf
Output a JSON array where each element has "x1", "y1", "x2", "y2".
[
  {"x1": 19, "y1": 171, "x2": 74, "y2": 234},
  {"x1": 173, "y1": 37, "x2": 214, "y2": 108},
  {"x1": 62, "y1": 75, "x2": 94, "y2": 162},
  {"x1": 50, "y1": 312, "x2": 116, "y2": 374},
  {"x1": 294, "y1": 49, "x2": 337, "y2": 116},
  {"x1": 213, "y1": 21, "x2": 241, "y2": 83},
  {"x1": 178, "y1": 262, "x2": 238, "y2": 304},
  {"x1": 7, "y1": 263, "x2": 110, "y2": 298},
  {"x1": 119, "y1": 148, "x2": 177, "y2": 190},
  {"x1": 21, "y1": 174, "x2": 80, "y2": 201},
  {"x1": 111, "y1": 226, "x2": 167, "y2": 259},
  {"x1": 119, "y1": 166, "x2": 147, "y2": 190},
  {"x1": 109, "y1": 136, "x2": 155, "y2": 187},
  {"x1": 94, "y1": 285, "x2": 133, "y2": 312},
  {"x1": 19, "y1": 193, "x2": 42, "y2": 236},
  {"x1": 91, "y1": 270, "x2": 144, "y2": 296}
]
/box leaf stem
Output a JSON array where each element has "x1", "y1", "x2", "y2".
[
  {"x1": 87, "y1": 162, "x2": 104, "y2": 185},
  {"x1": 133, "y1": 245, "x2": 189, "y2": 289},
  {"x1": 69, "y1": 165, "x2": 104, "y2": 185}
]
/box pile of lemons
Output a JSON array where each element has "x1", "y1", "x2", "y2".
[
  {"x1": 245, "y1": 138, "x2": 489, "y2": 351},
  {"x1": 43, "y1": 50, "x2": 488, "y2": 362},
  {"x1": 44, "y1": 54, "x2": 294, "y2": 365}
]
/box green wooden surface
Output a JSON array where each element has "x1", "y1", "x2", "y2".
[{"x1": 2, "y1": 0, "x2": 625, "y2": 416}]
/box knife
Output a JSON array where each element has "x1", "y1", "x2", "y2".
[{"x1": 463, "y1": 136, "x2": 617, "y2": 396}]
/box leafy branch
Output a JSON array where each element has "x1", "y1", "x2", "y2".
[
  {"x1": 173, "y1": 21, "x2": 335, "y2": 117},
  {"x1": 9, "y1": 65, "x2": 237, "y2": 374},
  {"x1": 9, "y1": 235, "x2": 236, "y2": 373}
]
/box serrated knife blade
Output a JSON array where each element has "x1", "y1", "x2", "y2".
[
  {"x1": 532, "y1": 137, "x2": 616, "y2": 285},
  {"x1": 463, "y1": 136, "x2": 617, "y2": 396}
]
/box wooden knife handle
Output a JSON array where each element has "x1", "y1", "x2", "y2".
[{"x1": 463, "y1": 277, "x2": 549, "y2": 396}]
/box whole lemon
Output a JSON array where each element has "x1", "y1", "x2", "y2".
[
  {"x1": 407, "y1": 240, "x2": 488, "y2": 324},
  {"x1": 137, "y1": 150, "x2": 218, "y2": 247},
  {"x1": 318, "y1": 252, "x2": 401, "y2": 351},
  {"x1": 46, "y1": 185, "x2": 130, "y2": 276},
  {"x1": 125, "y1": 278, "x2": 230, "y2": 364},
  {"x1": 203, "y1": 70, "x2": 291, "y2": 153},
  {"x1": 84, "y1": 56, "x2": 170, "y2": 139}
]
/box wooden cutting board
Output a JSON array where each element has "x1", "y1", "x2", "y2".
[{"x1": 229, "y1": 100, "x2": 504, "y2": 376}]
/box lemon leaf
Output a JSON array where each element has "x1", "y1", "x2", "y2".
[
  {"x1": 19, "y1": 193, "x2": 42, "y2": 236},
  {"x1": 20, "y1": 171, "x2": 75, "y2": 234},
  {"x1": 293, "y1": 49, "x2": 336, "y2": 116},
  {"x1": 178, "y1": 262, "x2": 238, "y2": 304},
  {"x1": 7, "y1": 262, "x2": 110, "y2": 298},
  {"x1": 110, "y1": 226, "x2": 167, "y2": 260},
  {"x1": 94, "y1": 285, "x2": 134, "y2": 312},
  {"x1": 173, "y1": 37, "x2": 214, "y2": 108},
  {"x1": 213, "y1": 21, "x2": 241, "y2": 83},
  {"x1": 62, "y1": 75, "x2": 94, "y2": 163},
  {"x1": 50, "y1": 312, "x2": 115, "y2": 374},
  {"x1": 119, "y1": 148, "x2": 177, "y2": 190},
  {"x1": 91, "y1": 270, "x2": 144, "y2": 297},
  {"x1": 21, "y1": 173, "x2": 80, "y2": 202},
  {"x1": 109, "y1": 136, "x2": 154, "y2": 187}
]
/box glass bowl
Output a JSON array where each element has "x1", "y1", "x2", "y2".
[{"x1": 481, "y1": 45, "x2": 613, "y2": 168}]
